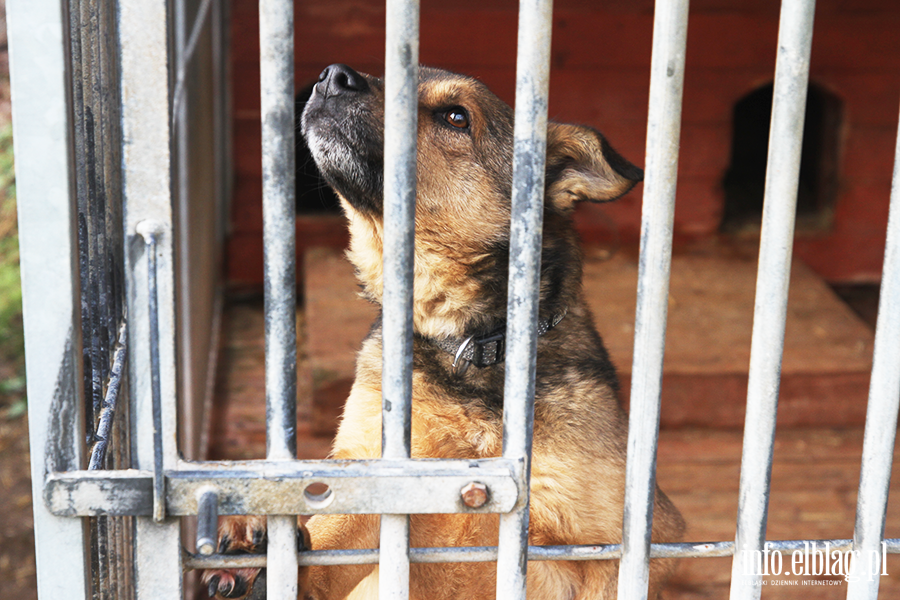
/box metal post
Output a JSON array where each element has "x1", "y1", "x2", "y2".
[
  {"x1": 728, "y1": 1, "x2": 816, "y2": 597},
  {"x1": 143, "y1": 228, "x2": 166, "y2": 522},
  {"x1": 118, "y1": 0, "x2": 185, "y2": 593},
  {"x1": 495, "y1": 0, "x2": 553, "y2": 598},
  {"x1": 9, "y1": 0, "x2": 89, "y2": 596},
  {"x1": 845, "y1": 104, "x2": 900, "y2": 600},
  {"x1": 197, "y1": 489, "x2": 220, "y2": 556},
  {"x1": 380, "y1": 0, "x2": 419, "y2": 597},
  {"x1": 260, "y1": 0, "x2": 299, "y2": 597},
  {"x1": 616, "y1": 1, "x2": 688, "y2": 598}
]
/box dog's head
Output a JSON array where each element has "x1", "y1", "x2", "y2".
[{"x1": 302, "y1": 64, "x2": 642, "y2": 339}]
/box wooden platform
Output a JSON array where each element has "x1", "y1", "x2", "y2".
[{"x1": 208, "y1": 262, "x2": 900, "y2": 598}]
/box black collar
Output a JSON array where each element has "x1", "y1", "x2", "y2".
[{"x1": 431, "y1": 310, "x2": 566, "y2": 374}]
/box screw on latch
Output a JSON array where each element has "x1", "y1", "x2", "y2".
[{"x1": 460, "y1": 482, "x2": 489, "y2": 509}]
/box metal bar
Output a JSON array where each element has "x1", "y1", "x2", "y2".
[
  {"x1": 196, "y1": 489, "x2": 219, "y2": 555},
  {"x1": 68, "y1": 0, "x2": 95, "y2": 442},
  {"x1": 45, "y1": 458, "x2": 519, "y2": 516},
  {"x1": 9, "y1": 0, "x2": 90, "y2": 594},
  {"x1": 174, "y1": 0, "x2": 194, "y2": 469},
  {"x1": 119, "y1": 0, "x2": 183, "y2": 593},
  {"x1": 616, "y1": 1, "x2": 688, "y2": 598},
  {"x1": 496, "y1": 0, "x2": 553, "y2": 598},
  {"x1": 380, "y1": 0, "x2": 420, "y2": 598},
  {"x1": 259, "y1": 0, "x2": 299, "y2": 597},
  {"x1": 845, "y1": 104, "x2": 900, "y2": 600},
  {"x1": 88, "y1": 322, "x2": 128, "y2": 470},
  {"x1": 185, "y1": 537, "x2": 900, "y2": 570},
  {"x1": 170, "y1": 0, "x2": 214, "y2": 132},
  {"x1": 260, "y1": 0, "x2": 297, "y2": 465},
  {"x1": 136, "y1": 225, "x2": 167, "y2": 522},
  {"x1": 729, "y1": 1, "x2": 816, "y2": 597}
]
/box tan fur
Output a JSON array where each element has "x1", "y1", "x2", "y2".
[{"x1": 208, "y1": 64, "x2": 684, "y2": 600}]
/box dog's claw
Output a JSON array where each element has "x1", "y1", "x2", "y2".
[
  {"x1": 208, "y1": 576, "x2": 220, "y2": 598},
  {"x1": 220, "y1": 576, "x2": 248, "y2": 598}
]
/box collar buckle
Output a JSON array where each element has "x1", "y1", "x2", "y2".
[
  {"x1": 441, "y1": 309, "x2": 566, "y2": 374},
  {"x1": 470, "y1": 331, "x2": 505, "y2": 368},
  {"x1": 451, "y1": 330, "x2": 506, "y2": 374}
]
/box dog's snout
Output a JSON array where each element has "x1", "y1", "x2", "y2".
[{"x1": 317, "y1": 63, "x2": 369, "y2": 96}]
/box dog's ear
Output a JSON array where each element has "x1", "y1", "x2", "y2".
[{"x1": 545, "y1": 123, "x2": 643, "y2": 210}]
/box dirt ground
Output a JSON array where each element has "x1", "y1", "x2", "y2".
[{"x1": 0, "y1": 412, "x2": 35, "y2": 600}]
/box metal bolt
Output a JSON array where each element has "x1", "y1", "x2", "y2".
[
  {"x1": 460, "y1": 482, "x2": 489, "y2": 508},
  {"x1": 196, "y1": 489, "x2": 219, "y2": 556}
]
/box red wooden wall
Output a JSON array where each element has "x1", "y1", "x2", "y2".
[{"x1": 227, "y1": 0, "x2": 900, "y2": 287}]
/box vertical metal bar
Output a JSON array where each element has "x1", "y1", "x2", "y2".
[
  {"x1": 845, "y1": 105, "x2": 900, "y2": 600},
  {"x1": 260, "y1": 0, "x2": 297, "y2": 466},
  {"x1": 196, "y1": 490, "x2": 220, "y2": 556},
  {"x1": 728, "y1": 1, "x2": 816, "y2": 597},
  {"x1": 174, "y1": 0, "x2": 193, "y2": 466},
  {"x1": 119, "y1": 0, "x2": 184, "y2": 594},
  {"x1": 68, "y1": 0, "x2": 93, "y2": 441},
  {"x1": 495, "y1": 0, "x2": 553, "y2": 598},
  {"x1": 213, "y1": 0, "x2": 234, "y2": 248},
  {"x1": 616, "y1": 1, "x2": 688, "y2": 598},
  {"x1": 143, "y1": 230, "x2": 166, "y2": 522},
  {"x1": 380, "y1": 0, "x2": 419, "y2": 598},
  {"x1": 9, "y1": 0, "x2": 90, "y2": 596},
  {"x1": 260, "y1": 0, "x2": 299, "y2": 597}
]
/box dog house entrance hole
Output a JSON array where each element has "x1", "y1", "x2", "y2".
[{"x1": 721, "y1": 82, "x2": 842, "y2": 232}]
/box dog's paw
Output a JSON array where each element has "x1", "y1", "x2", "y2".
[{"x1": 201, "y1": 516, "x2": 267, "y2": 598}]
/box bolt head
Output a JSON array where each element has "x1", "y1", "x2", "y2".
[
  {"x1": 197, "y1": 539, "x2": 216, "y2": 556},
  {"x1": 460, "y1": 482, "x2": 489, "y2": 508}
]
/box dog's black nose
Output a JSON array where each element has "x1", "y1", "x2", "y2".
[{"x1": 317, "y1": 63, "x2": 369, "y2": 96}]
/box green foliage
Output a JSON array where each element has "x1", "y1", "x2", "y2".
[{"x1": 0, "y1": 121, "x2": 24, "y2": 417}]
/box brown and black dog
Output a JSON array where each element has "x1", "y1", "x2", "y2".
[{"x1": 205, "y1": 64, "x2": 684, "y2": 600}]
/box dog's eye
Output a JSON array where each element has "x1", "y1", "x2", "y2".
[{"x1": 444, "y1": 107, "x2": 470, "y2": 129}]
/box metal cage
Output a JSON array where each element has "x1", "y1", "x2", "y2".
[{"x1": 10, "y1": 0, "x2": 900, "y2": 598}]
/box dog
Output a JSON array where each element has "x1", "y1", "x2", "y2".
[{"x1": 205, "y1": 63, "x2": 684, "y2": 600}]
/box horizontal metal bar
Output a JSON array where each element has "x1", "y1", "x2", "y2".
[
  {"x1": 44, "y1": 458, "x2": 521, "y2": 516},
  {"x1": 183, "y1": 538, "x2": 900, "y2": 570}
]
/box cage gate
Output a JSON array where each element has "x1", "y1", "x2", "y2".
[{"x1": 10, "y1": 0, "x2": 900, "y2": 599}]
